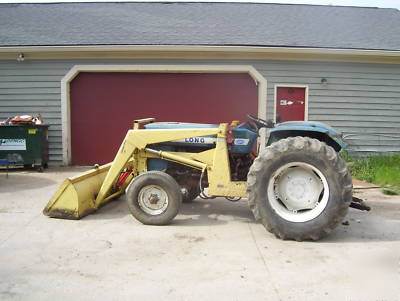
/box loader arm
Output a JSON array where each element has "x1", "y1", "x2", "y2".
[
  {"x1": 94, "y1": 127, "x2": 221, "y2": 207},
  {"x1": 44, "y1": 126, "x2": 222, "y2": 219}
]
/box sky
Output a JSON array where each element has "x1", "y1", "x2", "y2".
[{"x1": 0, "y1": 0, "x2": 399, "y2": 10}]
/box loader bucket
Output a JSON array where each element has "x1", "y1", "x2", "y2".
[{"x1": 43, "y1": 163, "x2": 115, "y2": 219}]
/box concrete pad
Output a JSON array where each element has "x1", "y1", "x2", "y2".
[{"x1": 0, "y1": 168, "x2": 399, "y2": 300}]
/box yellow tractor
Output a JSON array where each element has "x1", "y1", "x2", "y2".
[{"x1": 44, "y1": 115, "x2": 359, "y2": 241}]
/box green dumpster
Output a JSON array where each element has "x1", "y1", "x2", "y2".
[{"x1": 0, "y1": 125, "x2": 49, "y2": 171}]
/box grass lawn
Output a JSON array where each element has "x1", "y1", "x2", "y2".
[{"x1": 342, "y1": 153, "x2": 400, "y2": 195}]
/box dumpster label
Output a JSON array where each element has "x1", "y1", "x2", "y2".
[
  {"x1": 28, "y1": 129, "x2": 37, "y2": 134},
  {"x1": 0, "y1": 139, "x2": 26, "y2": 150}
]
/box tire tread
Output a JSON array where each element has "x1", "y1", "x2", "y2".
[{"x1": 247, "y1": 136, "x2": 352, "y2": 241}]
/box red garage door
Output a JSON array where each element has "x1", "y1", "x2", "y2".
[{"x1": 70, "y1": 72, "x2": 258, "y2": 165}]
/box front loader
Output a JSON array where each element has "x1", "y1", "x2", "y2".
[{"x1": 44, "y1": 115, "x2": 361, "y2": 241}]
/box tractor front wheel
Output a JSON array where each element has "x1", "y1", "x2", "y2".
[
  {"x1": 247, "y1": 136, "x2": 352, "y2": 241},
  {"x1": 126, "y1": 171, "x2": 182, "y2": 225}
]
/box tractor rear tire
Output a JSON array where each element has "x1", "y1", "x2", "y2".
[
  {"x1": 247, "y1": 136, "x2": 352, "y2": 241},
  {"x1": 126, "y1": 171, "x2": 182, "y2": 225}
]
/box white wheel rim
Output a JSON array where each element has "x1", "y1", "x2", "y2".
[
  {"x1": 267, "y1": 162, "x2": 329, "y2": 223},
  {"x1": 138, "y1": 185, "x2": 169, "y2": 215}
]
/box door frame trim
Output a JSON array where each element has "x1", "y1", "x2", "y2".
[
  {"x1": 274, "y1": 84, "x2": 309, "y2": 123},
  {"x1": 61, "y1": 65, "x2": 267, "y2": 165}
]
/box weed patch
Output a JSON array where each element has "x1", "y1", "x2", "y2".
[{"x1": 341, "y1": 152, "x2": 400, "y2": 192}]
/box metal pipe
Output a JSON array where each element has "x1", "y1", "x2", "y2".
[{"x1": 145, "y1": 148, "x2": 207, "y2": 170}]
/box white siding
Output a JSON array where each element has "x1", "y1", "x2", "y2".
[{"x1": 0, "y1": 59, "x2": 399, "y2": 164}]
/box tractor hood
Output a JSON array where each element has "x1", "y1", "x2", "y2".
[{"x1": 269, "y1": 121, "x2": 348, "y2": 149}]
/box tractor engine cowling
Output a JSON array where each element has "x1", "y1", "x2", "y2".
[{"x1": 144, "y1": 122, "x2": 258, "y2": 175}]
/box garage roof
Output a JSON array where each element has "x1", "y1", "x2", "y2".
[{"x1": 1, "y1": 2, "x2": 400, "y2": 51}]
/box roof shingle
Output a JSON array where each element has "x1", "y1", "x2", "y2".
[{"x1": 1, "y1": 2, "x2": 399, "y2": 51}]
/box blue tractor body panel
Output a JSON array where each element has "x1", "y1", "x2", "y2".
[
  {"x1": 144, "y1": 122, "x2": 259, "y2": 171},
  {"x1": 144, "y1": 120, "x2": 346, "y2": 171},
  {"x1": 268, "y1": 121, "x2": 347, "y2": 150},
  {"x1": 145, "y1": 122, "x2": 258, "y2": 154}
]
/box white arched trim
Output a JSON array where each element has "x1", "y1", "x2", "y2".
[{"x1": 61, "y1": 65, "x2": 267, "y2": 165}]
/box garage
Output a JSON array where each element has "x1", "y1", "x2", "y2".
[
  {"x1": 1, "y1": 2, "x2": 400, "y2": 165},
  {"x1": 69, "y1": 72, "x2": 258, "y2": 165}
]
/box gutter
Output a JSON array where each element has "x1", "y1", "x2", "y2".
[{"x1": 0, "y1": 45, "x2": 400, "y2": 57}]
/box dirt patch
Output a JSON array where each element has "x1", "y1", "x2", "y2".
[{"x1": 352, "y1": 178, "x2": 380, "y2": 189}]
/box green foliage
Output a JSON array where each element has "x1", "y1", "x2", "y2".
[
  {"x1": 347, "y1": 153, "x2": 400, "y2": 191},
  {"x1": 383, "y1": 188, "x2": 400, "y2": 196},
  {"x1": 339, "y1": 150, "x2": 353, "y2": 163}
]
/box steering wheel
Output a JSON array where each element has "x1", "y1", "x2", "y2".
[{"x1": 247, "y1": 114, "x2": 275, "y2": 130}]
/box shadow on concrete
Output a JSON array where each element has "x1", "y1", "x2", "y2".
[
  {"x1": 85, "y1": 198, "x2": 129, "y2": 221},
  {"x1": 173, "y1": 198, "x2": 254, "y2": 226},
  {"x1": 64, "y1": 191, "x2": 400, "y2": 243},
  {"x1": 181, "y1": 198, "x2": 253, "y2": 218},
  {"x1": 0, "y1": 172, "x2": 57, "y2": 193},
  {"x1": 320, "y1": 208, "x2": 400, "y2": 243},
  {"x1": 45, "y1": 189, "x2": 400, "y2": 243},
  {"x1": 87, "y1": 196, "x2": 255, "y2": 227}
]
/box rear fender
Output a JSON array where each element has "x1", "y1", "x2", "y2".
[{"x1": 267, "y1": 122, "x2": 347, "y2": 152}]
